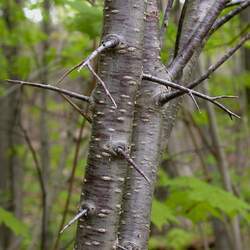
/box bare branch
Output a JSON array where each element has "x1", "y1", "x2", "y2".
[
  {"x1": 160, "y1": 0, "x2": 174, "y2": 49},
  {"x1": 6, "y1": 79, "x2": 91, "y2": 103},
  {"x1": 19, "y1": 123, "x2": 46, "y2": 196},
  {"x1": 115, "y1": 146, "x2": 150, "y2": 184},
  {"x1": 209, "y1": 0, "x2": 250, "y2": 37},
  {"x1": 53, "y1": 119, "x2": 85, "y2": 249},
  {"x1": 188, "y1": 91, "x2": 201, "y2": 112},
  {"x1": 206, "y1": 23, "x2": 250, "y2": 51},
  {"x1": 173, "y1": 0, "x2": 188, "y2": 59},
  {"x1": 143, "y1": 74, "x2": 240, "y2": 119},
  {"x1": 164, "y1": 33, "x2": 250, "y2": 101},
  {"x1": 60, "y1": 208, "x2": 88, "y2": 234},
  {"x1": 167, "y1": 1, "x2": 228, "y2": 78},
  {"x1": 226, "y1": 0, "x2": 249, "y2": 8}
]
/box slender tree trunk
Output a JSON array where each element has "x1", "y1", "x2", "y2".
[
  {"x1": 119, "y1": 1, "x2": 166, "y2": 248},
  {"x1": 204, "y1": 84, "x2": 242, "y2": 250},
  {"x1": 40, "y1": 0, "x2": 52, "y2": 249},
  {"x1": 75, "y1": 1, "x2": 146, "y2": 249}
]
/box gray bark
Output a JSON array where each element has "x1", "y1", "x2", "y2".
[
  {"x1": 118, "y1": 1, "x2": 166, "y2": 249},
  {"x1": 74, "y1": 1, "x2": 146, "y2": 249}
]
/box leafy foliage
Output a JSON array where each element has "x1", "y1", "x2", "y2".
[
  {"x1": 149, "y1": 228, "x2": 194, "y2": 250},
  {"x1": 0, "y1": 207, "x2": 29, "y2": 239},
  {"x1": 155, "y1": 174, "x2": 250, "y2": 226},
  {"x1": 151, "y1": 199, "x2": 178, "y2": 229},
  {"x1": 168, "y1": 176, "x2": 250, "y2": 219}
]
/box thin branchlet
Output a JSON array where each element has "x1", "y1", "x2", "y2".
[
  {"x1": 6, "y1": 79, "x2": 91, "y2": 103},
  {"x1": 163, "y1": 33, "x2": 250, "y2": 101},
  {"x1": 167, "y1": 1, "x2": 228, "y2": 78},
  {"x1": 226, "y1": 0, "x2": 249, "y2": 8},
  {"x1": 173, "y1": 0, "x2": 188, "y2": 59},
  {"x1": 143, "y1": 74, "x2": 240, "y2": 119},
  {"x1": 208, "y1": 0, "x2": 250, "y2": 37}
]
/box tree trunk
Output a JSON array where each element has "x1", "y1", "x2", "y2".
[
  {"x1": 119, "y1": 1, "x2": 166, "y2": 248},
  {"x1": 75, "y1": 1, "x2": 146, "y2": 249}
]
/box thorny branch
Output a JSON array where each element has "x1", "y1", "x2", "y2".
[
  {"x1": 163, "y1": 33, "x2": 250, "y2": 102},
  {"x1": 7, "y1": 79, "x2": 91, "y2": 103},
  {"x1": 56, "y1": 37, "x2": 120, "y2": 107},
  {"x1": 143, "y1": 74, "x2": 240, "y2": 119}
]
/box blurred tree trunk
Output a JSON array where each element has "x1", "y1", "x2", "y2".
[
  {"x1": 40, "y1": 0, "x2": 52, "y2": 249},
  {"x1": 203, "y1": 84, "x2": 242, "y2": 250},
  {"x1": 0, "y1": 1, "x2": 23, "y2": 249}
]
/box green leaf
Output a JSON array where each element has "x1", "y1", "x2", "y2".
[
  {"x1": 166, "y1": 228, "x2": 194, "y2": 250},
  {"x1": 0, "y1": 207, "x2": 29, "y2": 239},
  {"x1": 164, "y1": 177, "x2": 250, "y2": 223},
  {"x1": 151, "y1": 199, "x2": 177, "y2": 229}
]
